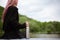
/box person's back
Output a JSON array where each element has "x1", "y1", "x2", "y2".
[
  {"x1": 1, "y1": 0, "x2": 26, "y2": 39},
  {"x1": 2, "y1": 6, "x2": 26, "y2": 39},
  {"x1": 3, "y1": 6, "x2": 19, "y2": 32}
]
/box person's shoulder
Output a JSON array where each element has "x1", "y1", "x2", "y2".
[{"x1": 8, "y1": 6, "x2": 18, "y2": 10}]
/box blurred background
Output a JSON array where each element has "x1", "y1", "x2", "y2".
[{"x1": 0, "y1": 0, "x2": 60, "y2": 38}]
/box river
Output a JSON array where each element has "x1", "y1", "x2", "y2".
[
  {"x1": 0, "y1": 34, "x2": 60, "y2": 40},
  {"x1": 0, "y1": 38, "x2": 60, "y2": 40}
]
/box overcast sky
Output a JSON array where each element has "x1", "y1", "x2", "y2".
[{"x1": 0, "y1": 0, "x2": 60, "y2": 22}]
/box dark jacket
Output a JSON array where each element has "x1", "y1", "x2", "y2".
[{"x1": 2, "y1": 6, "x2": 26, "y2": 39}]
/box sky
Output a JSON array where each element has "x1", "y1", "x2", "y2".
[{"x1": 0, "y1": 0, "x2": 60, "y2": 22}]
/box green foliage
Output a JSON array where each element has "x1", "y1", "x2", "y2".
[
  {"x1": 0, "y1": 6, "x2": 4, "y2": 37},
  {"x1": 19, "y1": 14, "x2": 60, "y2": 34}
]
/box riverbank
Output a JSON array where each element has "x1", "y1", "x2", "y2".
[{"x1": 30, "y1": 33, "x2": 60, "y2": 38}]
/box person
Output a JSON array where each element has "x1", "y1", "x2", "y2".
[{"x1": 1, "y1": 0, "x2": 29, "y2": 39}]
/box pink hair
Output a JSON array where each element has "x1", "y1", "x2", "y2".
[{"x1": 2, "y1": 0, "x2": 18, "y2": 23}]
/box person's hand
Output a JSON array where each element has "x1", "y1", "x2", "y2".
[{"x1": 25, "y1": 21, "x2": 29, "y2": 27}]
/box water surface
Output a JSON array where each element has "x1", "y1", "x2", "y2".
[{"x1": 0, "y1": 38, "x2": 60, "y2": 40}]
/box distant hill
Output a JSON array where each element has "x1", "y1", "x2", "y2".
[
  {"x1": 0, "y1": 6, "x2": 4, "y2": 20},
  {"x1": 0, "y1": 6, "x2": 4, "y2": 37},
  {"x1": 0, "y1": 6, "x2": 4, "y2": 29}
]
